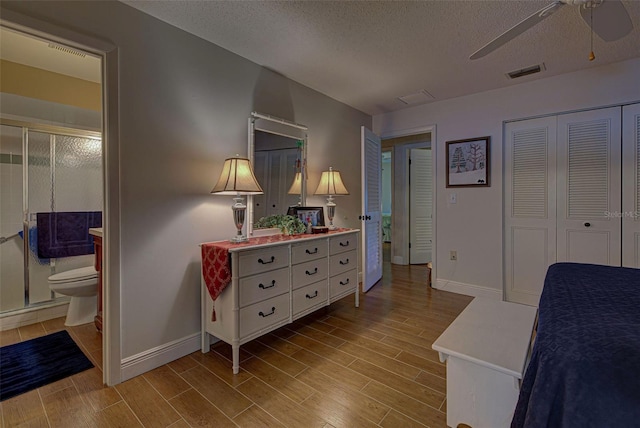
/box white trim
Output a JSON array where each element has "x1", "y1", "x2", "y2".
[
  {"x1": 434, "y1": 278, "x2": 502, "y2": 300},
  {"x1": 120, "y1": 333, "x2": 201, "y2": 382}
]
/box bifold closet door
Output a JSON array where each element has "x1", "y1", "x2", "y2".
[
  {"x1": 622, "y1": 103, "x2": 640, "y2": 268},
  {"x1": 504, "y1": 117, "x2": 557, "y2": 306},
  {"x1": 556, "y1": 107, "x2": 622, "y2": 266}
]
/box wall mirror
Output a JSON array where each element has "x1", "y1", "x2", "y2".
[{"x1": 247, "y1": 112, "x2": 308, "y2": 236}]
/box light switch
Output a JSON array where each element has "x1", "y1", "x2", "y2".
[{"x1": 449, "y1": 193, "x2": 457, "y2": 204}]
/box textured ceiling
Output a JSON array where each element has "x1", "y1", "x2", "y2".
[{"x1": 123, "y1": 0, "x2": 640, "y2": 115}]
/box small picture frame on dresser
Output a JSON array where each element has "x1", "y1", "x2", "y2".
[{"x1": 287, "y1": 206, "x2": 325, "y2": 227}]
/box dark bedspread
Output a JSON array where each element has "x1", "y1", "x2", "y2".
[{"x1": 512, "y1": 263, "x2": 640, "y2": 428}]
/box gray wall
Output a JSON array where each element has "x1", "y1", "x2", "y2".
[{"x1": 3, "y1": 1, "x2": 370, "y2": 364}]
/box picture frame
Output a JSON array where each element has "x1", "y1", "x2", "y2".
[
  {"x1": 287, "y1": 206, "x2": 325, "y2": 227},
  {"x1": 446, "y1": 136, "x2": 490, "y2": 187}
]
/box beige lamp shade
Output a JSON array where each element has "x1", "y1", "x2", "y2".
[
  {"x1": 211, "y1": 157, "x2": 263, "y2": 195},
  {"x1": 288, "y1": 172, "x2": 303, "y2": 195},
  {"x1": 314, "y1": 167, "x2": 349, "y2": 195}
]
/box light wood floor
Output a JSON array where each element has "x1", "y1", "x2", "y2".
[{"x1": 1, "y1": 256, "x2": 472, "y2": 428}]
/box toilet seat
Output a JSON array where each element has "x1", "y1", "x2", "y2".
[{"x1": 48, "y1": 266, "x2": 97, "y2": 283}]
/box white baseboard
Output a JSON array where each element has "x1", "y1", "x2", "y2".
[
  {"x1": 120, "y1": 332, "x2": 201, "y2": 381},
  {"x1": 434, "y1": 279, "x2": 502, "y2": 300},
  {"x1": 0, "y1": 302, "x2": 69, "y2": 331}
]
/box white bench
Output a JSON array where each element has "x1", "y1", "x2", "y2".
[{"x1": 432, "y1": 297, "x2": 537, "y2": 428}]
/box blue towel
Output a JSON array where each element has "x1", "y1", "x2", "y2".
[
  {"x1": 18, "y1": 228, "x2": 50, "y2": 265},
  {"x1": 36, "y1": 211, "x2": 101, "y2": 258}
]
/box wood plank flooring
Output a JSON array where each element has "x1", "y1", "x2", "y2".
[{"x1": 0, "y1": 254, "x2": 472, "y2": 428}]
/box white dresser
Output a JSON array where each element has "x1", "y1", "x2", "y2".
[{"x1": 201, "y1": 229, "x2": 359, "y2": 373}]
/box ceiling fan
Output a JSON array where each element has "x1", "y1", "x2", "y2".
[{"x1": 470, "y1": 0, "x2": 634, "y2": 60}]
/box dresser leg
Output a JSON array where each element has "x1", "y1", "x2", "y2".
[{"x1": 232, "y1": 343, "x2": 240, "y2": 374}]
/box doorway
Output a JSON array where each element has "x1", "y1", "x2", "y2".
[
  {"x1": 0, "y1": 22, "x2": 118, "y2": 383},
  {"x1": 381, "y1": 132, "x2": 433, "y2": 267}
]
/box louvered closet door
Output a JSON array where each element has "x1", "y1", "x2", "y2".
[
  {"x1": 505, "y1": 117, "x2": 557, "y2": 306},
  {"x1": 557, "y1": 107, "x2": 622, "y2": 266},
  {"x1": 622, "y1": 103, "x2": 640, "y2": 268}
]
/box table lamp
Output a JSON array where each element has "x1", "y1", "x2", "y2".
[
  {"x1": 211, "y1": 156, "x2": 263, "y2": 242},
  {"x1": 314, "y1": 167, "x2": 349, "y2": 229}
]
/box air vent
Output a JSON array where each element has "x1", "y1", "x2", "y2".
[
  {"x1": 48, "y1": 43, "x2": 86, "y2": 58},
  {"x1": 507, "y1": 63, "x2": 545, "y2": 79},
  {"x1": 398, "y1": 90, "x2": 435, "y2": 105}
]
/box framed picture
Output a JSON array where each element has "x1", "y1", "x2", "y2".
[
  {"x1": 446, "y1": 136, "x2": 490, "y2": 187},
  {"x1": 287, "y1": 206, "x2": 325, "y2": 227}
]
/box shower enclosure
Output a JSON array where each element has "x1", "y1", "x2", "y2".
[{"x1": 0, "y1": 120, "x2": 102, "y2": 314}]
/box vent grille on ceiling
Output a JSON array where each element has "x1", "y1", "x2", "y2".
[
  {"x1": 507, "y1": 63, "x2": 545, "y2": 80},
  {"x1": 48, "y1": 43, "x2": 86, "y2": 58}
]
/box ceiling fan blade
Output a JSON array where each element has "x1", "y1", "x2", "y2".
[
  {"x1": 470, "y1": 1, "x2": 565, "y2": 60},
  {"x1": 580, "y1": 0, "x2": 633, "y2": 42}
]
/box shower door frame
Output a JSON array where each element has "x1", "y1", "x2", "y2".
[{"x1": 1, "y1": 118, "x2": 102, "y2": 310}]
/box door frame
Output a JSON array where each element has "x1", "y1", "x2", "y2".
[
  {"x1": 1, "y1": 7, "x2": 122, "y2": 385},
  {"x1": 380, "y1": 125, "x2": 436, "y2": 279}
]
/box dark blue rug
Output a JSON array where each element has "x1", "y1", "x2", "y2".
[{"x1": 0, "y1": 330, "x2": 94, "y2": 401}]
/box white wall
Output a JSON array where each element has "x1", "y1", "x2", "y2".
[
  {"x1": 374, "y1": 58, "x2": 640, "y2": 294},
  {"x1": 2, "y1": 1, "x2": 370, "y2": 374}
]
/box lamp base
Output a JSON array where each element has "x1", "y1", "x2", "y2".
[{"x1": 230, "y1": 235, "x2": 249, "y2": 243}]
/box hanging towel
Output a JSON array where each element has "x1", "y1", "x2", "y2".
[
  {"x1": 18, "y1": 228, "x2": 50, "y2": 265},
  {"x1": 36, "y1": 211, "x2": 102, "y2": 258}
]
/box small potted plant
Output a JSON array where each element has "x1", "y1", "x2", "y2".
[{"x1": 254, "y1": 214, "x2": 306, "y2": 236}]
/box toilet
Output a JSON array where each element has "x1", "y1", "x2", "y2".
[{"x1": 48, "y1": 266, "x2": 98, "y2": 326}]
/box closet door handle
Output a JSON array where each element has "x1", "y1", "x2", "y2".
[
  {"x1": 584, "y1": 222, "x2": 591, "y2": 228},
  {"x1": 258, "y1": 256, "x2": 275, "y2": 264}
]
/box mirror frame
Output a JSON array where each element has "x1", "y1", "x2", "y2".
[{"x1": 247, "y1": 112, "x2": 308, "y2": 236}]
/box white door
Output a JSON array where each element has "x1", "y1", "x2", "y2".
[
  {"x1": 557, "y1": 107, "x2": 622, "y2": 266},
  {"x1": 622, "y1": 103, "x2": 640, "y2": 268},
  {"x1": 504, "y1": 117, "x2": 557, "y2": 306},
  {"x1": 409, "y1": 148, "x2": 432, "y2": 264},
  {"x1": 361, "y1": 126, "x2": 382, "y2": 292}
]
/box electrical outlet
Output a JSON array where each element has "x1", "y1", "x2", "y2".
[{"x1": 450, "y1": 250, "x2": 457, "y2": 261}]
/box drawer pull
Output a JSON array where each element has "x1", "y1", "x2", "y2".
[
  {"x1": 339, "y1": 241, "x2": 349, "y2": 247},
  {"x1": 306, "y1": 267, "x2": 319, "y2": 276},
  {"x1": 339, "y1": 258, "x2": 350, "y2": 265},
  {"x1": 306, "y1": 247, "x2": 318, "y2": 255},
  {"x1": 258, "y1": 256, "x2": 275, "y2": 265},
  {"x1": 339, "y1": 278, "x2": 350, "y2": 286},
  {"x1": 259, "y1": 307, "x2": 276, "y2": 317},
  {"x1": 259, "y1": 280, "x2": 276, "y2": 289},
  {"x1": 306, "y1": 290, "x2": 319, "y2": 299}
]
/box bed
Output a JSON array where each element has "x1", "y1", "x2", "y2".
[{"x1": 512, "y1": 263, "x2": 640, "y2": 428}]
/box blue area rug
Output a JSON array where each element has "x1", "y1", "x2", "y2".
[{"x1": 0, "y1": 330, "x2": 94, "y2": 401}]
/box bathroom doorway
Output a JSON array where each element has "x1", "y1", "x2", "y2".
[{"x1": 0, "y1": 28, "x2": 103, "y2": 326}]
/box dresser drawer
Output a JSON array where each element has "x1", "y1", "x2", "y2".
[
  {"x1": 238, "y1": 246, "x2": 289, "y2": 277},
  {"x1": 330, "y1": 269, "x2": 357, "y2": 298},
  {"x1": 292, "y1": 258, "x2": 328, "y2": 290},
  {"x1": 239, "y1": 293, "x2": 290, "y2": 338},
  {"x1": 291, "y1": 240, "x2": 328, "y2": 265},
  {"x1": 329, "y1": 234, "x2": 357, "y2": 255},
  {"x1": 293, "y1": 280, "x2": 328, "y2": 316},
  {"x1": 330, "y1": 249, "x2": 357, "y2": 276},
  {"x1": 239, "y1": 267, "x2": 290, "y2": 308}
]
